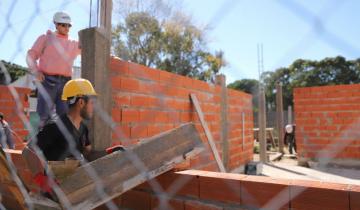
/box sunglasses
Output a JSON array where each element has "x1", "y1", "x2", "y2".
[{"x1": 57, "y1": 23, "x2": 72, "y2": 28}]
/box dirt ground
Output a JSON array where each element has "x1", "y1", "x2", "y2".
[{"x1": 252, "y1": 153, "x2": 360, "y2": 185}]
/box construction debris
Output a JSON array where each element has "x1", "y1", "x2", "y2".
[{"x1": 0, "y1": 123, "x2": 204, "y2": 209}]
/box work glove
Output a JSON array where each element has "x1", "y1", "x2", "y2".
[
  {"x1": 106, "y1": 145, "x2": 125, "y2": 154},
  {"x1": 33, "y1": 172, "x2": 58, "y2": 201}
]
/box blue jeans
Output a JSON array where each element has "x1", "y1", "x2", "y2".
[
  {"x1": 37, "y1": 74, "x2": 70, "y2": 128},
  {"x1": 0, "y1": 126, "x2": 14, "y2": 149}
]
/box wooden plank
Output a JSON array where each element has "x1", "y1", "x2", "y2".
[
  {"x1": 1, "y1": 148, "x2": 62, "y2": 210},
  {"x1": 0, "y1": 148, "x2": 28, "y2": 210},
  {"x1": 215, "y1": 74, "x2": 229, "y2": 170},
  {"x1": 58, "y1": 123, "x2": 204, "y2": 209},
  {"x1": 190, "y1": 94, "x2": 226, "y2": 173}
]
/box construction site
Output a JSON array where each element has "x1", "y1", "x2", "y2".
[{"x1": 1, "y1": 0, "x2": 360, "y2": 210}]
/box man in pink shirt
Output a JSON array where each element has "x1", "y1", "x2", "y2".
[{"x1": 26, "y1": 11, "x2": 81, "y2": 128}]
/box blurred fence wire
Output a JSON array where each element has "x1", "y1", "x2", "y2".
[{"x1": 0, "y1": 0, "x2": 359, "y2": 210}]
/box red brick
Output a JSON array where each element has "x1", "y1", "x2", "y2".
[
  {"x1": 112, "y1": 124, "x2": 131, "y2": 142},
  {"x1": 113, "y1": 94, "x2": 130, "y2": 107},
  {"x1": 165, "y1": 99, "x2": 184, "y2": 111},
  {"x1": 153, "y1": 111, "x2": 169, "y2": 123},
  {"x1": 184, "y1": 200, "x2": 222, "y2": 210},
  {"x1": 180, "y1": 112, "x2": 192, "y2": 123},
  {"x1": 111, "y1": 108, "x2": 121, "y2": 122},
  {"x1": 121, "y1": 77, "x2": 140, "y2": 92},
  {"x1": 199, "y1": 176, "x2": 241, "y2": 204},
  {"x1": 0, "y1": 90, "x2": 13, "y2": 100},
  {"x1": 121, "y1": 190, "x2": 151, "y2": 210},
  {"x1": 121, "y1": 109, "x2": 139, "y2": 123},
  {"x1": 241, "y1": 177, "x2": 290, "y2": 210},
  {"x1": 176, "y1": 87, "x2": 190, "y2": 99},
  {"x1": 350, "y1": 185, "x2": 360, "y2": 210},
  {"x1": 168, "y1": 111, "x2": 180, "y2": 123},
  {"x1": 140, "y1": 110, "x2": 155, "y2": 123},
  {"x1": 151, "y1": 172, "x2": 200, "y2": 198},
  {"x1": 147, "y1": 124, "x2": 163, "y2": 136},
  {"x1": 131, "y1": 95, "x2": 150, "y2": 107},
  {"x1": 159, "y1": 70, "x2": 182, "y2": 86},
  {"x1": 151, "y1": 195, "x2": 184, "y2": 210},
  {"x1": 110, "y1": 75, "x2": 122, "y2": 90},
  {"x1": 131, "y1": 125, "x2": 148, "y2": 139},
  {"x1": 290, "y1": 180, "x2": 349, "y2": 210},
  {"x1": 129, "y1": 62, "x2": 160, "y2": 81},
  {"x1": 181, "y1": 77, "x2": 193, "y2": 88},
  {"x1": 109, "y1": 57, "x2": 129, "y2": 75}
]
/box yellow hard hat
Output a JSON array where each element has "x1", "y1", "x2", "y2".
[{"x1": 62, "y1": 78, "x2": 97, "y2": 100}]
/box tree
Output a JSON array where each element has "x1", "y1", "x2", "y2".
[
  {"x1": 227, "y1": 79, "x2": 259, "y2": 111},
  {"x1": 262, "y1": 56, "x2": 360, "y2": 109},
  {"x1": 0, "y1": 60, "x2": 27, "y2": 85},
  {"x1": 228, "y1": 56, "x2": 360, "y2": 112},
  {"x1": 112, "y1": 1, "x2": 226, "y2": 81},
  {"x1": 227, "y1": 79, "x2": 259, "y2": 94}
]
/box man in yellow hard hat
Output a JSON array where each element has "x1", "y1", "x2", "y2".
[{"x1": 36, "y1": 78, "x2": 97, "y2": 161}]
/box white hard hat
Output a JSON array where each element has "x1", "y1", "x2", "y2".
[
  {"x1": 285, "y1": 124, "x2": 293, "y2": 134},
  {"x1": 53, "y1": 11, "x2": 72, "y2": 24}
]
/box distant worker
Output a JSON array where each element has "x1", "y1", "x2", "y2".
[
  {"x1": 26, "y1": 11, "x2": 81, "y2": 128},
  {"x1": 284, "y1": 124, "x2": 296, "y2": 154},
  {"x1": 0, "y1": 113, "x2": 15, "y2": 149}
]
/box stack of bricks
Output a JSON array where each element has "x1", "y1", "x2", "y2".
[
  {"x1": 0, "y1": 85, "x2": 30, "y2": 149},
  {"x1": 96, "y1": 170, "x2": 360, "y2": 210},
  {"x1": 109, "y1": 58, "x2": 254, "y2": 172},
  {"x1": 294, "y1": 84, "x2": 360, "y2": 164}
]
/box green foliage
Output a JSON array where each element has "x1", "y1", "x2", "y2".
[
  {"x1": 0, "y1": 60, "x2": 28, "y2": 85},
  {"x1": 227, "y1": 79, "x2": 259, "y2": 94},
  {"x1": 228, "y1": 56, "x2": 360, "y2": 111},
  {"x1": 263, "y1": 56, "x2": 360, "y2": 109},
  {"x1": 228, "y1": 79, "x2": 259, "y2": 111},
  {"x1": 112, "y1": 11, "x2": 226, "y2": 81}
]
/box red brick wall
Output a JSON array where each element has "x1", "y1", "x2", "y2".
[
  {"x1": 294, "y1": 84, "x2": 360, "y2": 163},
  {"x1": 96, "y1": 170, "x2": 359, "y2": 210},
  {"x1": 109, "y1": 58, "x2": 254, "y2": 171},
  {"x1": 0, "y1": 85, "x2": 30, "y2": 149},
  {"x1": 6, "y1": 149, "x2": 359, "y2": 210}
]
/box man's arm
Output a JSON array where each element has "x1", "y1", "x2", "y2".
[{"x1": 26, "y1": 34, "x2": 47, "y2": 81}]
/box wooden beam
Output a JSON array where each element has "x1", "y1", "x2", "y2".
[
  {"x1": 190, "y1": 94, "x2": 226, "y2": 173},
  {"x1": 58, "y1": 123, "x2": 204, "y2": 209}
]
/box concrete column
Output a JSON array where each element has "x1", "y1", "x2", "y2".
[
  {"x1": 276, "y1": 82, "x2": 284, "y2": 154},
  {"x1": 99, "y1": 0, "x2": 112, "y2": 39},
  {"x1": 288, "y1": 105, "x2": 292, "y2": 125},
  {"x1": 79, "y1": 28, "x2": 112, "y2": 151},
  {"x1": 258, "y1": 86, "x2": 267, "y2": 163},
  {"x1": 215, "y1": 74, "x2": 229, "y2": 170}
]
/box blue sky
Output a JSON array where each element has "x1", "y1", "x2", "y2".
[{"x1": 1, "y1": 0, "x2": 359, "y2": 84}]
